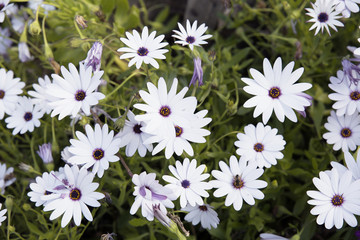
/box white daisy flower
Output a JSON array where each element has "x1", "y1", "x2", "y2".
[
  {"x1": 182, "y1": 203, "x2": 219, "y2": 230},
  {"x1": 0, "y1": 204, "x2": 6, "y2": 226},
  {"x1": 328, "y1": 70, "x2": 360, "y2": 116},
  {"x1": 323, "y1": 111, "x2": 360, "y2": 152},
  {"x1": 0, "y1": 163, "x2": 16, "y2": 194},
  {"x1": 67, "y1": 124, "x2": 121, "y2": 178},
  {"x1": 234, "y1": 123, "x2": 286, "y2": 169},
  {"x1": 241, "y1": 57, "x2": 312, "y2": 124},
  {"x1": 28, "y1": 75, "x2": 56, "y2": 115},
  {"x1": 116, "y1": 110, "x2": 153, "y2": 157},
  {"x1": 305, "y1": 0, "x2": 344, "y2": 35},
  {"x1": 331, "y1": 151, "x2": 360, "y2": 180},
  {"x1": 5, "y1": 96, "x2": 44, "y2": 135},
  {"x1": 0, "y1": 27, "x2": 11, "y2": 55},
  {"x1": 43, "y1": 164, "x2": 104, "y2": 228},
  {"x1": 61, "y1": 146, "x2": 73, "y2": 164},
  {"x1": 0, "y1": 0, "x2": 13, "y2": 23},
  {"x1": 27, "y1": 171, "x2": 59, "y2": 207},
  {"x1": 47, "y1": 63, "x2": 105, "y2": 120},
  {"x1": 145, "y1": 110, "x2": 211, "y2": 159},
  {"x1": 130, "y1": 171, "x2": 175, "y2": 221},
  {"x1": 134, "y1": 77, "x2": 197, "y2": 135},
  {"x1": 117, "y1": 26, "x2": 168, "y2": 69},
  {"x1": 0, "y1": 68, "x2": 25, "y2": 120},
  {"x1": 260, "y1": 233, "x2": 289, "y2": 240},
  {"x1": 211, "y1": 155, "x2": 268, "y2": 211},
  {"x1": 172, "y1": 20, "x2": 212, "y2": 51},
  {"x1": 335, "y1": 0, "x2": 360, "y2": 18},
  {"x1": 307, "y1": 168, "x2": 360, "y2": 229},
  {"x1": 163, "y1": 158, "x2": 211, "y2": 208}
]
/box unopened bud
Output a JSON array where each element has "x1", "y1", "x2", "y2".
[
  {"x1": 22, "y1": 203, "x2": 31, "y2": 211},
  {"x1": 208, "y1": 50, "x2": 216, "y2": 61},
  {"x1": 75, "y1": 15, "x2": 88, "y2": 29},
  {"x1": 49, "y1": 58, "x2": 61, "y2": 74},
  {"x1": 153, "y1": 204, "x2": 171, "y2": 227},
  {"x1": 29, "y1": 20, "x2": 41, "y2": 35},
  {"x1": 5, "y1": 196, "x2": 14, "y2": 211},
  {"x1": 114, "y1": 115, "x2": 126, "y2": 130},
  {"x1": 101, "y1": 233, "x2": 117, "y2": 240},
  {"x1": 19, "y1": 163, "x2": 32, "y2": 172}
]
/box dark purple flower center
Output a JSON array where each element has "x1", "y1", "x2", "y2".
[
  {"x1": 350, "y1": 91, "x2": 360, "y2": 101},
  {"x1": 75, "y1": 90, "x2": 86, "y2": 101},
  {"x1": 341, "y1": 128, "x2": 352, "y2": 138},
  {"x1": 318, "y1": 12, "x2": 328, "y2": 23},
  {"x1": 24, "y1": 112, "x2": 33, "y2": 121},
  {"x1": 233, "y1": 174, "x2": 244, "y2": 189},
  {"x1": 181, "y1": 180, "x2": 190, "y2": 188},
  {"x1": 69, "y1": 188, "x2": 81, "y2": 201},
  {"x1": 186, "y1": 36, "x2": 195, "y2": 44},
  {"x1": 92, "y1": 148, "x2": 104, "y2": 160},
  {"x1": 269, "y1": 87, "x2": 281, "y2": 99},
  {"x1": 44, "y1": 190, "x2": 52, "y2": 195},
  {"x1": 199, "y1": 205, "x2": 208, "y2": 211},
  {"x1": 0, "y1": 90, "x2": 5, "y2": 99},
  {"x1": 253, "y1": 143, "x2": 264, "y2": 152},
  {"x1": 159, "y1": 106, "x2": 171, "y2": 117},
  {"x1": 0, "y1": 4, "x2": 4, "y2": 11},
  {"x1": 133, "y1": 124, "x2": 142, "y2": 134},
  {"x1": 331, "y1": 194, "x2": 343, "y2": 206},
  {"x1": 175, "y1": 125, "x2": 183, "y2": 137},
  {"x1": 137, "y1": 47, "x2": 149, "y2": 56}
]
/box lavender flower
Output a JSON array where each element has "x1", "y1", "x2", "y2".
[
  {"x1": 18, "y1": 42, "x2": 34, "y2": 62},
  {"x1": 81, "y1": 41, "x2": 103, "y2": 72},
  {"x1": 341, "y1": 59, "x2": 360, "y2": 85},
  {"x1": 189, "y1": 57, "x2": 203, "y2": 87},
  {"x1": 36, "y1": 143, "x2": 53, "y2": 164}
]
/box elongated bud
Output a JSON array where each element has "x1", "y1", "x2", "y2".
[
  {"x1": 75, "y1": 15, "x2": 88, "y2": 29},
  {"x1": 29, "y1": 19, "x2": 41, "y2": 35},
  {"x1": 5, "y1": 196, "x2": 13, "y2": 211},
  {"x1": 81, "y1": 41, "x2": 103, "y2": 72}
]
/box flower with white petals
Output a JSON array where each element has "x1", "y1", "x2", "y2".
[
  {"x1": 43, "y1": 165, "x2": 104, "y2": 228},
  {"x1": 5, "y1": 96, "x2": 44, "y2": 135},
  {"x1": 37, "y1": 143, "x2": 53, "y2": 164},
  {"x1": 134, "y1": 77, "x2": 197, "y2": 136},
  {"x1": 211, "y1": 156, "x2": 267, "y2": 211},
  {"x1": 130, "y1": 172, "x2": 176, "y2": 221},
  {"x1": 61, "y1": 146, "x2": 73, "y2": 164},
  {"x1": 117, "y1": 26, "x2": 168, "y2": 69},
  {"x1": 328, "y1": 70, "x2": 360, "y2": 116},
  {"x1": 67, "y1": 124, "x2": 121, "y2": 178},
  {"x1": 172, "y1": 20, "x2": 212, "y2": 51},
  {"x1": 0, "y1": 68, "x2": 25, "y2": 120},
  {"x1": 28, "y1": 75, "x2": 56, "y2": 114},
  {"x1": 323, "y1": 111, "x2": 360, "y2": 152},
  {"x1": 0, "y1": 27, "x2": 11, "y2": 55},
  {"x1": 335, "y1": 0, "x2": 360, "y2": 18},
  {"x1": 305, "y1": 0, "x2": 344, "y2": 35},
  {"x1": 307, "y1": 168, "x2": 360, "y2": 229},
  {"x1": 0, "y1": 0, "x2": 13, "y2": 23},
  {"x1": 47, "y1": 63, "x2": 105, "y2": 120},
  {"x1": 28, "y1": 0, "x2": 55, "y2": 13},
  {"x1": 27, "y1": 171, "x2": 59, "y2": 207},
  {"x1": 116, "y1": 110, "x2": 153, "y2": 157},
  {"x1": 0, "y1": 163, "x2": 15, "y2": 194},
  {"x1": 235, "y1": 123, "x2": 286, "y2": 168},
  {"x1": 145, "y1": 110, "x2": 211, "y2": 159},
  {"x1": 0, "y1": 204, "x2": 6, "y2": 226},
  {"x1": 331, "y1": 151, "x2": 360, "y2": 180},
  {"x1": 241, "y1": 57, "x2": 312, "y2": 124},
  {"x1": 182, "y1": 203, "x2": 219, "y2": 230},
  {"x1": 163, "y1": 158, "x2": 211, "y2": 208}
]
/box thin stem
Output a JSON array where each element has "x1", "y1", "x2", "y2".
[
  {"x1": 117, "y1": 153, "x2": 133, "y2": 177},
  {"x1": 54, "y1": 227, "x2": 62, "y2": 240},
  {"x1": 102, "y1": 72, "x2": 138, "y2": 101}
]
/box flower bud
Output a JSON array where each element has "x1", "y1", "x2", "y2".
[
  {"x1": 29, "y1": 19, "x2": 41, "y2": 35},
  {"x1": 81, "y1": 41, "x2": 103, "y2": 72},
  {"x1": 5, "y1": 196, "x2": 13, "y2": 211},
  {"x1": 75, "y1": 15, "x2": 88, "y2": 29},
  {"x1": 22, "y1": 203, "x2": 31, "y2": 211}
]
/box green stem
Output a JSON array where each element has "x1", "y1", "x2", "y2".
[
  {"x1": 102, "y1": 72, "x2": 138, "y2": 101},
  {"x1": 54, "y1": 227, "x2": 62, "y2": 240}
]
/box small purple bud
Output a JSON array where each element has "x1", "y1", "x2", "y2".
[
  {"x1": 153, "y1": 204, "x2": 171, "y2": 227},
  {"x1": 189, "y1": 57, "x2": 204, "y2": 87},
  {"x1": 81, "y1": 41, "x2": 103, "y2": 72},
  {"x1": 36, "y1": 143, "x2": 53, "y2": 164},
  {"x1": 342, "y1": 59, "x2": 360, "y2": 85}
]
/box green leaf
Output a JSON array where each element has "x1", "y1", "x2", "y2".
[{"x1": 129, "y1": 218, "x2": 149, "y2": 227}]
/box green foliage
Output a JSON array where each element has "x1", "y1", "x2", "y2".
[{"x1": 1, "y1": 0, "x2": 360, "y2": 239}]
